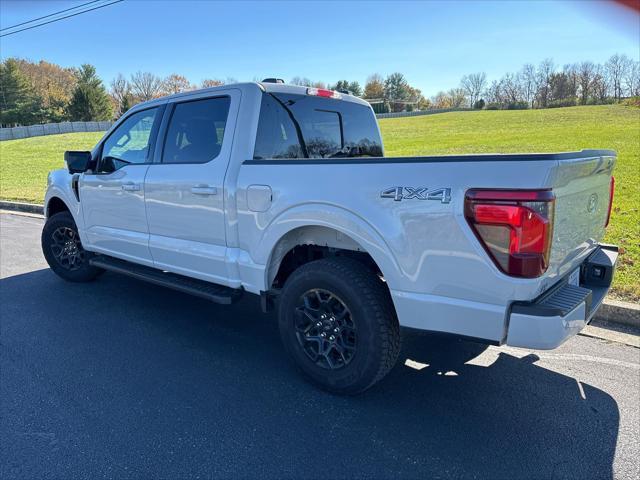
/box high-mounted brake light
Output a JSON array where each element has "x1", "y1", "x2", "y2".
[
  {"x1": 605, "y1": 176, "x2": 615, "y2": 228},
  {"x1": 306, "y1": 87, "x2": 342, "y2": 100},
  {"x1": 464, "y1": 189, "x2": 555, "y2": 278}
]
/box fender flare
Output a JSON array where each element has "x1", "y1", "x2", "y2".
[
  {"x1": 255, "y1": 203, "x2": 402, "y2": 290},
  {"x1": 43, "y1": 173, "x2": 87, "y2": 244},
  {"x1": 44, "y1": 188, "x2": 77, "y2": 218}
]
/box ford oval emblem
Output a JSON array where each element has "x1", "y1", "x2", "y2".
[{"x1": 587, "y1": 193, "x2": 598, "y2": 213}]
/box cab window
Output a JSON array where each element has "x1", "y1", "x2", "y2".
[
  {"x1": 100, "y1": 107, "x2": 160, "y2": 172},
  {"x1": 162, "y1": 97, "x2": 231, "y2": 164}
]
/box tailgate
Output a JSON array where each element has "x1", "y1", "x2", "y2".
[{"x1": 546, "y1": 151, "x2": 616, "y2": 282}]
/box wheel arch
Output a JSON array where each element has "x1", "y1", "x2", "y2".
[
  {"x1": 259, "y1": 205, "x2": 401, "y2": 291},
  {"x1": 46, "y1": 196, "x2": 70, "y2": 218},
  {"x1": 43, "y1": 184, "x2": 88, "y2": 246}
]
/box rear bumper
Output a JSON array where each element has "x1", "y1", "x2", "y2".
[{"x1": 505, "y1": 244, "x2": 619, "y2": 349}]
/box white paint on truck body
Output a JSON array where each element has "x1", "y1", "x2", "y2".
[{"x1": 44, "y1": 82, "x2": 617, "y2": 348}]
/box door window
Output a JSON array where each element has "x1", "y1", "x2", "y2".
[
  {"x1": 100, "y1": 107, "x2": 160, "y2": 172},
  {"x1": 162, "y1": 97, "x2": 231, "y2": 164}
]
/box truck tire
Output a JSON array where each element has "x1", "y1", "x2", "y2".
[
  {"x1": 41, "y1": 211, "x2": 103, "y2": 282},
  {"x1": 278, "y1": 257, "x2": 400, "y2": 395}
]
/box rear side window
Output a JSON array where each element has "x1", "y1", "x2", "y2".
[
  {"x1": 253, "y1": 93, "x2": 383, "y2": 160},
  {"x1": 252, "y1": 94, "x2": 303, "y2": 159},
  {"x1": 162, "y1": 96, "x2": 230, "y2": 164}
]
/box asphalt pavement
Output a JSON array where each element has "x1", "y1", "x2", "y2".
[{"x1": 1, "y1": 212, "x2": 639, "y2": 479}]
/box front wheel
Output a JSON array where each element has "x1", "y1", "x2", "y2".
[
  {"x1": 41, "y1": 211, "x2": 103, "y2": 282},
  {"x1": 278, "y1": 257, "x2": 400, "y2": 395}
]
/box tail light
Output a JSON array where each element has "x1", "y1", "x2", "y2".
[
  {"x1": 464, "y1": 189, "x2": 555, "y2": 278},
  {"x1": 605, "y1": 176, "x2": 615, "y2": 227},
  {"x1": 306, "y1": 87, "x2": 342, "y2": 99}
]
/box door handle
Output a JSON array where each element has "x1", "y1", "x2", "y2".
[
  {"x1": 191, "y1": 185, "x2": 217, "y2": 195},
  {"x1": 121, "y1": 182, "x2": 141, "y2": 191}
]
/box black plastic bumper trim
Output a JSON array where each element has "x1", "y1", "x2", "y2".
[{"x1": 508, "y1": 243, "x2": 618, "y2": 320}]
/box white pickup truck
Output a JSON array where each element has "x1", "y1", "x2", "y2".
[{"x1": 42, "y1": 80, "x2": 618, "y2": 394}]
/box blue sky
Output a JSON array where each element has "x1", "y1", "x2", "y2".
[{"x1": 1, "y1": 0, "x2": 638, "y2": 96}]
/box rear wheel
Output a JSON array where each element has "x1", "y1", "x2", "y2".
[
  {"x1": 41, "y1": 211, "x2": 103, "y2": 282},
  {"x1": 278, "y1": 257, "x2": 400, "y2": 395}
]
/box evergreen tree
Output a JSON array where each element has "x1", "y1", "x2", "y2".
[
  {"x1": 67, "y1": 64, "x2": 112, "y2": 121},
  {"x1": 384, "y1": 73, "x2": 411, "y2": 112},
  {"x1": 0, "y1": 58, "x2": 44, "y2": 125},
  {"x1": 347, "y1": 81, "x2": 362, "y2": 97},
  {"x1": 383, "y1": 73, "x2": 410, "y2": 102},
  {"x1": 330, "y1": 80, "x2": 363, "y2": 96},
  {"x1": 120, "y1": 94, "x2": 133, "y2": 116}
]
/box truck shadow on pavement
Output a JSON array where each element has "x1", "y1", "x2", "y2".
[{"x1": 1, "y1": 269, "x2": 620, "y2": 479}]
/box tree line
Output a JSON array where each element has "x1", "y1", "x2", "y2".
[
  {"x1": 0, "y1": 59, "x2": 237, "y2": 126},
  {"x1": 0, "y1": 59, "x2": 112, "y2": 126},
  {"x1": 440, "y1": 54, "x2": 639, "y2": 110},
  {"x1": 1, "y1": 53, "x2": 638, "y2": 126}
]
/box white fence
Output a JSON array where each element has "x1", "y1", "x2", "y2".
[
  {"x1": 0, "y1": 108, "x2": 471, "y2": 141},
  {"x1": 0, "y1": 121, "x2": 114, "y2": 141},
  {"x1": 376, "y1": 108, "x2": 471, "y2": 119}
]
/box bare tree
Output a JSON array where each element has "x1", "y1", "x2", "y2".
[
  {"x1": 290, "y1": 76, "x2": 314, "y2": 86},
  {"x1": 592, "y1": 65, "x2": 608, "y2": 103},
  {"x1": 520, "y1": 64, "x2": 537, "y2": 108},
  {"x1": 162, "y1": 74, "x2": 193, "y2": 94},
  {"x1": 605, "y1": 54, "x2": 629, "y2": 101},
  {"x1": 201, "y1": 78, "x2": 224, "y2": 88},
  {"x1": 500, "y1": 73, "x2": 523, "y2": 104},
  {"x1": 110, "y1": 73, "x2": 130, "y2": 114},
  {"x1": 577, "y1": 61, "x2": 595, "y2": 105},
  {"x1": 623, "y1": 59, "x2": 640, "y2": 97},
  {"x1": 447, "y1": 88, "x2": 467, "y2": 108},
  {"x1": 485, "y1": 80, "x2": 502, "y2": 105},
  {"x1": 536, "y1": 58, "x2": 555, "y2": 108},
  {"x1": 430, "y1": 91, "x2": 447, "y2": 109},
  {"x1": 430, "y1": 90, "x2": 465, "y2": 109},
  {"x1": 563, "y1": 63, "x2": 579, "y2": 99},
  {"x1": 129, "y1": 71, "x2": 163, "y2": 101},
  {"x1": 460, "y1": 72, "x2": 487, "y2": 107}
]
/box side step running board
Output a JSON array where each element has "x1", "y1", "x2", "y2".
[{"x1": 89, "y1": 256, "x2": 243, "y2": 305}]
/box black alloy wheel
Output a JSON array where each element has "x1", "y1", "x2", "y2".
[{"x1": 295, "y1": 288, "x2": 357, "y2": 370}]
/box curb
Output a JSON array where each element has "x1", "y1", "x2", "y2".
[
  {"x1": 593, "y1": 299, "x2": 640, "y2": 329},
  {"x1": 0, "y1": 200, "x2": 44, "y2": 215},
  {"x1": 0, "y1": 199, "x2": 638, "y2": 330}
]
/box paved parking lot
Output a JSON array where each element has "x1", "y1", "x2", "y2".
[{"x1": 1, "y1": 212, "x2": 639, "y2": 479}]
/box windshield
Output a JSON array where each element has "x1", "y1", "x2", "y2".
[{"x1": 253, "y1": 93, "x2": 383, "y2": 160}]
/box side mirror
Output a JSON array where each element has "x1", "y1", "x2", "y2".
[{"x1": 65, "y1": 151, "x2": 92, "y2": 174}]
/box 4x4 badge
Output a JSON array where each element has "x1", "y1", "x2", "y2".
[{"x1": 381, "y1": 187, "x2": 451, "y2": 203}]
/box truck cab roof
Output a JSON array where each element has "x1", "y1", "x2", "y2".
[{"x1": 132, "y1": 81, "x2": 371, "y2": 111}]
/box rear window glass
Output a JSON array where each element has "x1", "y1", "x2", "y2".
[
  {"x1": 162, "y1": 96, "x2": 230, "y2": 164},
  {"x1": 253, "y1": 93, "x2": 383, "y2": 160}
]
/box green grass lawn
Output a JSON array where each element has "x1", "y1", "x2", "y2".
[
  {"x1": 0, "y1": 131, "x2": 104, "y2": 203},
  {"x1": 1, "y1": 105, "x2": 638, "y2": 300}
]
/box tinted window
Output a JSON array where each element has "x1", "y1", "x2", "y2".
[
  {"x1": 252, "y1": 94, "x2": 303, "y2": 159},
  {"x1": 162, "y1": 97, "x2": 230, "y2": 164},
  {"x1": 253, "y1": 93, "x2": 383, "y2": 160},
  {"x1": 300, "y1": 110, "x2": 342, "y2": 158},
  {"x1": 101, "y1": 107, "x2": 159, "y2": 171}
]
